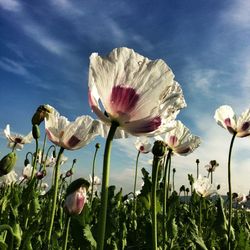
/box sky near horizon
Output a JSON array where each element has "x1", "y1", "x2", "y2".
[{"x1": 0, "y1": 0, "x2": 250, "y2": 195}]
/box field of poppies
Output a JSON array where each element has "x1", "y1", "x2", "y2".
[{"x1": 0, "y1": 48, "x2": 250, "y2": 250}]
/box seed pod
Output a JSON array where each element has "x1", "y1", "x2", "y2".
[
  {"x1": 31, "y1": 104, "x2": 52, "y2": 125},
  {"x1": 32, "y1": 125, "x2": 40, "y2": 139},
  {"x1": 0, "y1": 152, "x2": 17, "y2": 177},
  {"x1": 152, "y1": 140, "x2": 166, "y2": 157}
]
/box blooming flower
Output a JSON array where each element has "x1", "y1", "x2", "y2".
[
  {"x1": 0, "y1": 170, "x2": 17, "y2": 186},
  {"x1": 4, "y1": 124, "x2": 33, "y2": 150},
  {"x1": 88, "y1": 47, "x2": 186, "y2": 136},
  {"x1": 214, "y1": 105, "x2": 250, "y2": 137},
  {"x1": 135, "y1": 137, "x2": 152, "y2": 153},
  {"x1": 45, "y1": 106, "x2": 102, "y2": 150},
  {"x1": 64, "y1": 186, "x2": 87, "y2": 215},
  {"x1": 205, "y1": 160, "x2": 219, "y2": 173},
  {"x1": 19, "y1": 164, "x2": 33, "y2": 181},
  {"x1": 156, "y1": 121, "x2": 201, "y2": 156},
  {"x1": 193, "y1": 176, "x2": 217, "y2": 197},
  {"x1": 88, "y1": 175, "x2": 101, "y2": 192}
]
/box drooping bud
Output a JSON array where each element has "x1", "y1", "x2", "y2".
[
  {"x1": 65, "y1": 168, "x2": 73, "y2": 178},
  {"x1": 32, "y1": 105, "x2": 52, "y2": 126},
  {"x1": 95, "y1": 143, "x2": 101, "y2": 149},
  {"x1": 36, "y1": 170, "x2": 46, "y2": 180},
  {"x1": 0, "y1": 152, "x2": 17, "y2": 177},
  {"x1": 24, "y1": 158, "x2": 30, "y2": 166},
  {"x1": 32, "y1": 125, "x2": 40, "y2": 140},
  {"x1": 152, "y1": 140, "x2": 166, "y2": 157},
  {"x1": 196, "y1": 159, "x2": 200, "y2": 164},
  {"x1": 64, "y1": 178, "x2": 90, "y2": 215}
]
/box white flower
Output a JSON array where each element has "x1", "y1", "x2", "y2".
[
  {"x1": 64, "y1": 186, "x2": 87, "y2": 215},
  {"x1": 193, "y1": 176, "x2": 217, "y2": 197},
  {"x1": 45, "y1": 106, "x2": 102, "y2": 150},
  {"x1": 156, "y1": 121, "x2": 201, "y2": 156},
  {"x1": 88, "y1": 47, "x2": 186, "y2": 137},
  {"x1": 0, "y1": 170, "x2": 17, "y2": 185},
  {"x1": 214, "y1": 105, "x2": 250, "y2": 137},
  {"x1": 4, "y1": 124, "x2": 33, "y2": 150},
  {"x1": 205, "y1": 160, "x2": 219, "y2": 173},
  {"x1": 135, "y1": 137, "x2": 152, "y2": 153},
  {"x1": 19, "y1": 164, "x2": 33, "y2": 181},
  {"x1": 234, "y1": 193, "x2": 247, "y2": 204}
]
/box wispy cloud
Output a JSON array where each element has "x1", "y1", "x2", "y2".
[
  {"x1": 0, "y1": 57, "x2": 29, "y2": 76},
  {"x1": 0, "y1": 0, "x2": 22, "y2": 12},
  {"x1": 22, "y1": 23, "x2": 68, "y2": 56}
]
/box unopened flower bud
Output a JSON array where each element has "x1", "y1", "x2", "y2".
[
  {"x1": 95, "y1": 143, "x2": 101, "y2": 149},
  {"x1": 0, "y1": 152, "x2": 17, "y2": 177},
  {"x1": 217, "y1": 184, "x2": 221, "y2": 190},
  {"x1": 36, "y1": 170, "x2": 46, "y2": 180},
  {"x1": 32, "y1": 105, "x2": 52, "y2": 126},
  {"x1": 64, "y1": 178, "x2": 90, "y2": 215},
  {"x1": 196, "y1": 159, "x2": 200, "y2": 164},
  {"x1": 152, "y1": 140, "x2": 166, "y2": 157},
  {"x1": 73, "y1": 159, "x2": 77, "y2": 164},
  {"x1": 32, "y1": 125, "x2": 40, "y2": 140},
  {"x1": 173, "y1": 168, "x2": 176, "y2": 173},
  {"x1": 65, "y1": 169, "x2": 73, "y2": 178},
  {"x1": 52, "y1": 150, "x2": 56, "y2": 158},
  {"x1": 24, "y1": 158, "x2": 30, "y2": 166}
]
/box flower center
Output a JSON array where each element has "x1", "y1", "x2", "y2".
[
  {"x1": 241, "y1": 121, "x2": 250, "y2": 131},
  {"x1": 110, "y1": 85, "x2": 139, "y2": 117}
]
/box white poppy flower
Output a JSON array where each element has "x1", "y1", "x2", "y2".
[
  {"x1": 88, "y1": 47, "x2": 186, "y2": 137},
  {"x1": 0, "y1": 170, "x2": 17, "y2": 185},
  {"x1": 205, "y1": 160, "x2": 219, "y2": 173},
  {"x1": 135, "y1": 137, "x2": 152, "y2": 153},
  {"x1": 214, "y1": 105, "x2": 250, "y2": 137},
  {"x1": 19, "y1": 164, "x2": 34, "y2": 180},
  {"x1": 193, "y1": 176, "x2": 217, "y2": 198},
  {"x1": 45, "y1": 106, "x2": 102, "y2": 150},
  {"x1": 64, "y1": 186, "x2": 87, "y2": 215},
  {"x1": 157, "y1": 120, "x2": 201, "y2": 156},
  {"x1": 4, "y1": 124, "x2": 33, "y2": 150}
]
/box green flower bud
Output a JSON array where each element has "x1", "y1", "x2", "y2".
[
  {"x1": 95, "y1": 143, "x2": 101, "y2": 149},
  {"x1": 32, "y1": 125, "x2": 40, "y2": 139},
  {"x1": 0, "y1": 152, "x2": 17, "y2": 177},
  {"x1": 152, "y1": 140, "x2": 166, "y2": 157},
  {"x1": 32, "y1": 104, "x2": 52, "y2": 126},
  {"x1": 66, "y1": 178, "x2": 90, "y2": 196}
]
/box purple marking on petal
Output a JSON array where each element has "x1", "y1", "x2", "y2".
[
  {"x1": 131, "y1": 116, "x2": 162, "y2": 134},
  {"x1": 224, "y1": 118, "x2": 231, "y2": 127},
  {"x1": 139, "y1": 146, "x2": 145, "y2": 152},
  {"x1": 110, "y1": 85, "x2": 139, "y2": 115},
  {"x1": 68, "y1": 135, "x2": 81, "y2": 148},
  {"x1": 242, "y1": 122, "x2": 250, "y2": 131},
  {"x1": 76, "y1": 193, "x2": 84, "y2": 212},
  {"x1": 169, "y1": 135, "x2": 178, "y2": 147}
]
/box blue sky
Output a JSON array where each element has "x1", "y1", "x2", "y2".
[{"x1": 0, "y1": 0, "x2": 250, "y2": 195}]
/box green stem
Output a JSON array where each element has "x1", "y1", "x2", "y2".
[
  {"x1": 199, "y1": 196, "x2": 203, "y2": 233},
  {"x1": 47, "y1": 147, "x2": 65, "y2": 245},
  {"x1": 166, "y1": 153, "x2": 172, "y2": 200},
  {"x1": 0, "y1": 225, "x2": 14, "y2": 250},
  {"x1": 63, "y1": 215, "x2": 71, "y2": 250},
  {"x1": 90, "y1": 146, "x2": 99, "y2": 206},
  {"x1": 211, "y1": 171, "x2": 213, "y2": 184},
  {"x1": 196, "y1": 162, "x2": 199, "y2": 179},
  {"x1": 31, "y1": 138, "x2": 39, "y2": 179},
  {"x1": 162, "y1": 150, "x2": 172, "y2": 250},
  {"x1": 97, "y1": 122, "x2": 118, "y2": 250},
  {"x1": 151, "y1": 155, "x2": 161, "y2": 250},
  {"x1": 227, "y1": 133, "x2": 236, "y2": 250},
  {"x1": 133, "y1": 151, "x2": 141, "y2": 211}
]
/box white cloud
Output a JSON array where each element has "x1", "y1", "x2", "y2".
[
  {"x1": 222, "y1": 0, "x2": 250, "y2": 28},
  {"x1": 0, "y1": 57, "x2": 29, "y2": 76},
  {"x1": 22, "y1": 23, "x2": 68, "y2": 56},
  {"x1": 0, "y1": 0, "x2": 21, "y2": 12}
]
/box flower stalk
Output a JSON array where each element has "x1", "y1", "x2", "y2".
[
  {"x1": 62, "y1": 215, "x2": 71, "y2": 250},
  {"x1": 227, "y1": 132, "x2": 236, "y2": 250},
  {"x1": 47, "y1": 146, "x2": 65, "y2": 245},
  {"x1": 97, "y1": 122, "x2": 118, "y2": 250},
  {"x1": 162, "y1": 149, "x2": 172, "y2": 250},
  {"x1": 90, "y1": 144, "x2": 100, "y2": 205}
]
